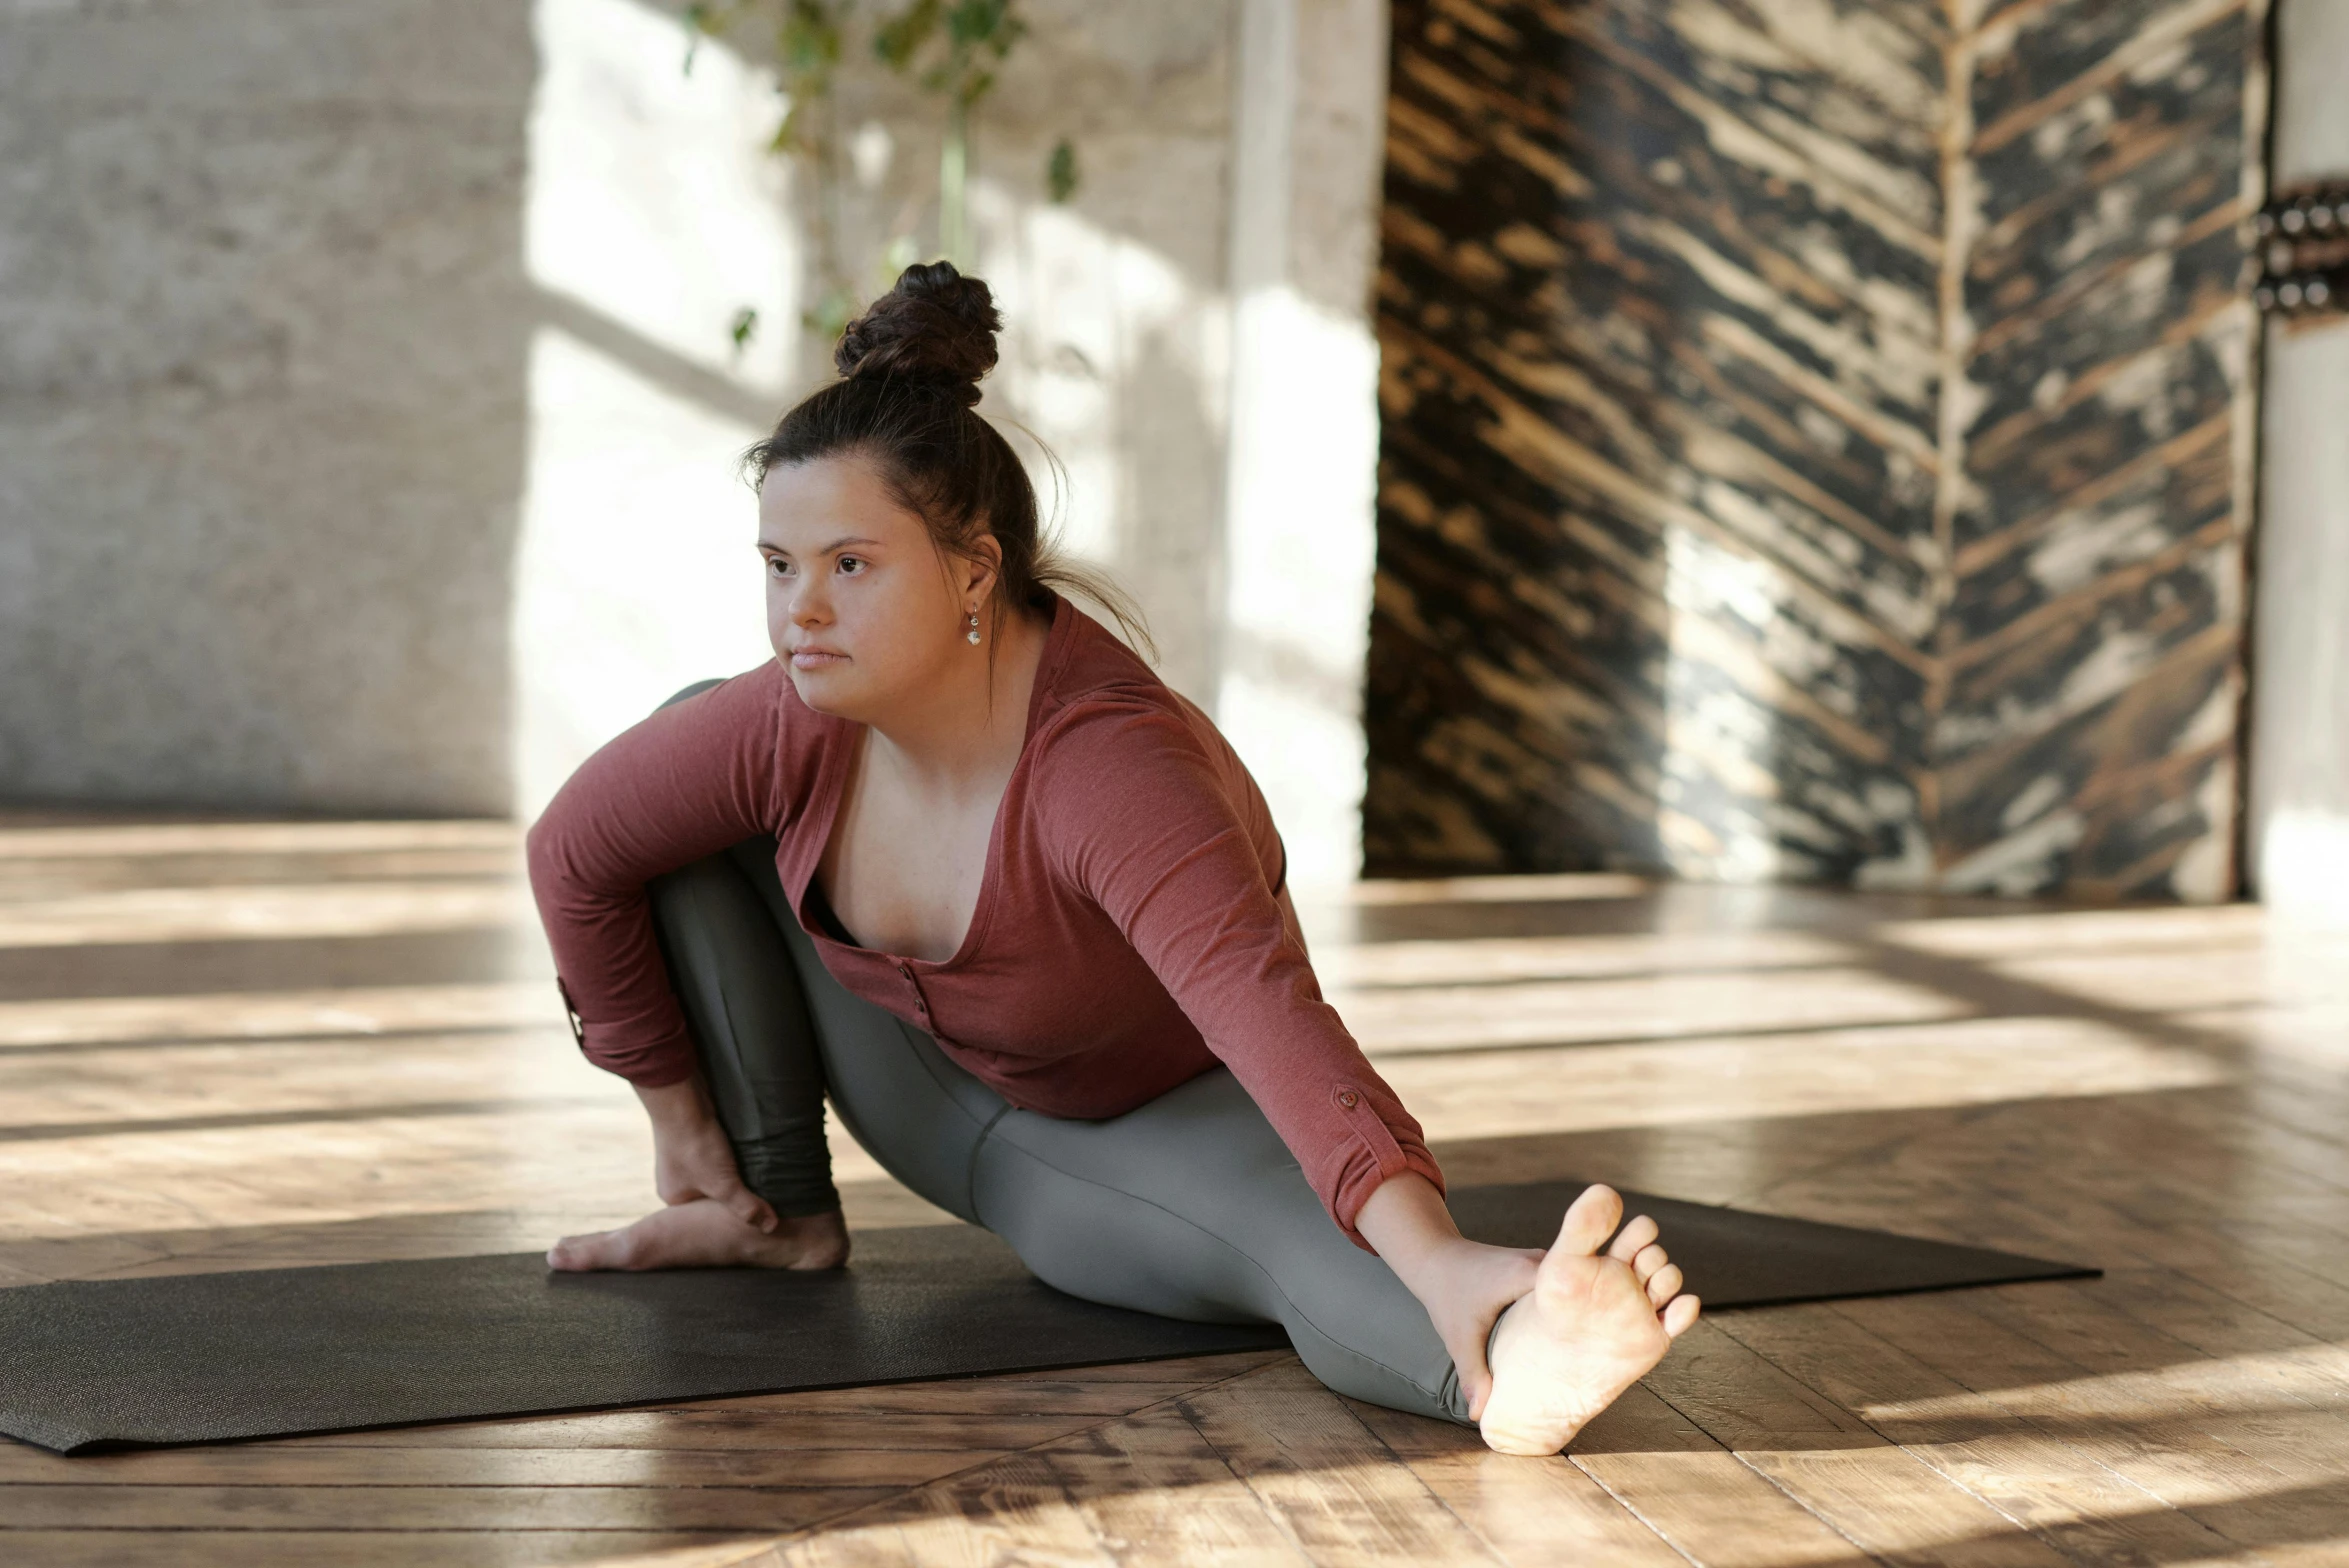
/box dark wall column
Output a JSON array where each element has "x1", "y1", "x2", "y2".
[{"x1": 1367, "y1": 0, "x2": 2265, "y2": 901}]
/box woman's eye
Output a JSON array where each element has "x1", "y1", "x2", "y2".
[
  {"x1": 765, "y1": 557, "x2": 791, "y2": 578},
  {"x1": 838, "y1": 556, "x2": 864, "y2": 574}
]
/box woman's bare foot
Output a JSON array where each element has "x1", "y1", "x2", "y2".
[
  {"x1": 547, "y1": 1201, "x2": 851, "y2": 1272},
  {"x1": 1477, "y1": 1184, "x2": 1700, "y2": 1456}
]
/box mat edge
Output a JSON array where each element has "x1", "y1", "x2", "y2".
[{"x1": 12, "y1": 1334, "x2": 1293, "y2": 1456}]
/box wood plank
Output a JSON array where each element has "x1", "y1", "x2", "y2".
[
  {"x1": 1640, "y1": 1321, "x2": 2072, "y2": 1566},
  {"x1": 1564, "y1": 1383, "x2": 1877, "y2": 1567},
  {"x1": 1346, "y1": 1399, "x2": 1686, "y2": 1566},
  {"x1": 771, "y1": 1448, "x2": 1119, "y2": 1568},
  {"x1": 1177, "y1": 1360, "x2": 1507, "y2": 1565},
  {"x1": 0, "y1": 1532, "x2": 767, "y2": 1568},
  {"x1": 1034, "y1": 1406, "x2": 1312, "y2": 1568},
  {"x1": 1714, "y1": 1300, "x2": 2254, "y2": 1564}
]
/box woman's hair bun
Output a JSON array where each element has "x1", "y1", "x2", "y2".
[{"x1": 833, "y1": 261, "x2": 1000, "y2": 406}]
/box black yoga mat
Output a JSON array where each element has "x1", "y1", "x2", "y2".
[{"x1": 0, "y1": 1181, "x2": 2093, "y2": 1454}]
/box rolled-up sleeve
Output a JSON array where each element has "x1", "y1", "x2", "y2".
[
  {"x1": 524, "y1": 668, "x2": 786, "y2": 1087},
  {"x1": 1032, "y1": 701, "x2": 1444, "y2": 1248}
]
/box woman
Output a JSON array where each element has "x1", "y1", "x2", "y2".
[{"x1": 526, "y1": 262, "x2": 1697, "y2": 1456}]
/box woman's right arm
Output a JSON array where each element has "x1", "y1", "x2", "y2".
[{"x1": 524, "y1": 666, "x2": 791, "y2": 1091}]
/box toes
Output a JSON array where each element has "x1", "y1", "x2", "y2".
[
  {"x1": 547, "y1": 1230, "x2": 619, "y2": 1272},
  {"x1": 1662, "y1": 1295, "x2": 1701, "y2": 1337},
  {"x1": 1645, "y1": 1263, "x2": 1683, "y2": 1308},
  {"x1": 1554, "y1": 1184, "x2": 1625, "y2": 1257},
  {"x1": 1631, "y1": 1242, "x2": 1669, "y2": 1284},
  {"x1": 1606, "y1": 1213, "x2": 1658, "y2": 1264}
]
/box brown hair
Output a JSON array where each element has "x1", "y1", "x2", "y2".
[{"x1": 744, "y1": 261, "x2": 1152, "y2": 658}]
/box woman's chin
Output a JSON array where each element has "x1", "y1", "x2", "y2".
[{"x1": 784, "y1": 662, "x2": 862, "y2": 716}]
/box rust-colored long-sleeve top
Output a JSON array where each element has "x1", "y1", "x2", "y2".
[{"x1": 525, "y1": 595, "x2": 1443, "y2": 1245}]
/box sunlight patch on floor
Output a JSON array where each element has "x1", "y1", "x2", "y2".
[
  {"x1": 1312, "y1": 928, "x2": 1853, "y2": 988},
  {"x1": 0, "y1": 821, "x2": 516, "y2": 859},
  {"x1": 1385, "y1": 1016, "x2": 2234, "y2": 1142},
  {"x1": 0, "y1": 881, "x2": 537, "y2": 948},
  {"x1": 1339, "y1": 966, "x2": 1967, "y2": 1053},
  {"x1": 1336, "y1": 872, "x2": 1658, "y2": 905},
  {"x1": 0, "y1": 984, "x2": 565, "y2": 1049},
  {"x1": 1873, "y1": 904, "x2": 2269, "y2": 959}
]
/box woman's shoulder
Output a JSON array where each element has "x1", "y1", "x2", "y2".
[
  {"x1": 1032, "y1": 604, "x2": 1198, "y2": 744},
  {"x1": 1022, "y1": 606, "x2": 1286, "y2": 883},
  {"x1": 1029, "y1": 607, "x2": 1262, "y2": 796}
]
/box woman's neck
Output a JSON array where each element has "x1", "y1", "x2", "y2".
[{"x1": 862, "y1": 607, "x2": 1054, "y2": 793}]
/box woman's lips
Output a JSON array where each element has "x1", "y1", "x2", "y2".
[{"x1": 789, "y1": 647, "x2": 848, "y2": 669}]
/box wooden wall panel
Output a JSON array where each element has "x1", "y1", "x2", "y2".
[{"x1": 1365, "y1": 0, "x2": 2265, "y2": 900}]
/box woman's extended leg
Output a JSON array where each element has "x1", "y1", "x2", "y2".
[{"x1": 977, "y1": 1065, "x2": 1477, "y2": 1423}]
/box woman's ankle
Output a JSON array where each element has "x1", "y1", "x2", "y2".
[{"x1": 767, "y1": 1207, "x2": 850, "y2": 1268}]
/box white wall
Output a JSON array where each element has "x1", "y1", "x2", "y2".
[
  {"x1": 0, "y1": 0, "x2": 535, "y2": 815},
  {"x1": 510, "y1": 0, "x2": 795, "y2": 816},
  {"x1": 1219, "y1": 0, "x2": 1390, "y2": 891}
]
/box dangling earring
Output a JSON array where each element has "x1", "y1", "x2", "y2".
[{"x1": 966, "y1": 609, "x2": 982, "y2": 645}]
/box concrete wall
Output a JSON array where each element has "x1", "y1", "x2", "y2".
[
  {"x1": 2248, "y1": 0, "x2": 2349, "y2": 924},
  {"x1": 0, "y1": 0, "x2": 535, "y2": 814},
  {"x1": 0, "y1": 0, "x2": 1392, "y2": 889}
]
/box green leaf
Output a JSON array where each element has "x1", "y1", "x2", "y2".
[
  {"x1": 1045, "y1": 137, "x2": 1078, "y2": 204},
  {"x1": 729, "y1": 306, "x2": 760, "y2": 352},
  {"x1": 875, "y1": 0, "x2": 942, "y2": 71},
  {"x1": 769, "y1": 101, "x2": 807, "y2": 155}
]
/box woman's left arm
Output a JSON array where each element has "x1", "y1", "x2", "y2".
[{"x1": 1036, "y1": 702, "x2": 1445, "y2": 1249}]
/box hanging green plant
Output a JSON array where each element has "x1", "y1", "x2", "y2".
[
  {"x1": 1045, "y1": 136, "x2": 1079, "y2": 205},
  {"x1": 682, "y1": 0, "x2": 1073, "y2": 351},
  {"x1": 685, "y1": 0, "x2": 860, "y2": 338},
  {"x1": 872, "y1": 0, "x2": 1027, "y2": 268}
]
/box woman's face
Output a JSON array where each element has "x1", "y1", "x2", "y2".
[{"x1": 757, "y1": 453, "x2": 992, "y2": 722}]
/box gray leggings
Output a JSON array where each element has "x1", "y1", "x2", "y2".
[{"x1": 647, "y1": 836, "x2": 1473, "y2": 1425}]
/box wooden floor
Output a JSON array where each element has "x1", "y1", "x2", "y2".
[{"x1": 2, "y1": 814, "x2": 2347, "y2": 1566}]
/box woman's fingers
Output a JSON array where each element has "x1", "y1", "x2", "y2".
[{"x1": 721, "y1": 1184, "x2": 780, "y2": 1234}]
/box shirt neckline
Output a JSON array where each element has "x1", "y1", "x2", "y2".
[{"x1": 801, "y1": 592, "x2": 1079, "y2": 970}]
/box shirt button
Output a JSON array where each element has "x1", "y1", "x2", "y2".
[{"x1": 1337, "y1": 1090, "x2": 1360, "y2": 1109}]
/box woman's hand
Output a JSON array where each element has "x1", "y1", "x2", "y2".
[
  {"x1": 635, "y1": 1077, "x2": 780, "y2": 1235},
  {"x1": 1354, "y1": 1172, "x2": 1542, "y2": 1418}
]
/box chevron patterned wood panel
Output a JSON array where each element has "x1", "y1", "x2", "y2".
[{"x1": 1364, "y1": 0, "x2": 2266, "y2": 900}]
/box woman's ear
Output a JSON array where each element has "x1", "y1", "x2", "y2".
[{"x1": 962, "y1": 534, "x2": 1005, "y2": 606}]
